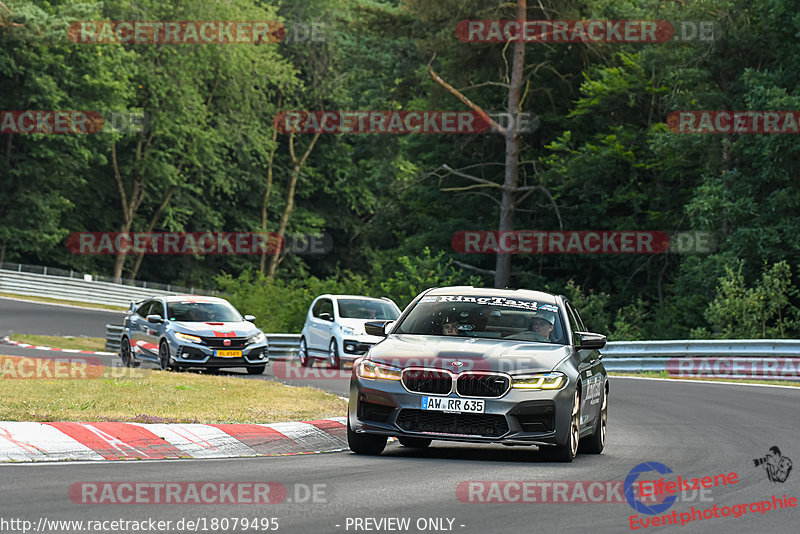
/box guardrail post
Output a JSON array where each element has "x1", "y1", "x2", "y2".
[{"x1": 105, "y1": 324, "x2": 124, "y2": 352}]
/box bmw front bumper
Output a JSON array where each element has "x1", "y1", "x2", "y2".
[{"x1": 348, "y1": 375, "x2": 575, "y2": 447}]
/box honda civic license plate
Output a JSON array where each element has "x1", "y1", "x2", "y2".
[{"x1": 215, "y1": 350, "x2": 242, "y2": 358}]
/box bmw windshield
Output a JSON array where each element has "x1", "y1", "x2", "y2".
[{"x1": 394, "y1": 295, "x2": 565, "y2": 344}]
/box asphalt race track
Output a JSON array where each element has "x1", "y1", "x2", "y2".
[
  {"x1": 0, "y1": 297, "x2": 125, "y2": 338},
  {"x1": 1, "y1": 298, "x2": 798, "y2": 533}
]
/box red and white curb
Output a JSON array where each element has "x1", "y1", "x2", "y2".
[
  {"x1": 0, "y1": 418, "x2": 347, "y2": 462},
  {"x1": 1, "y1": 336, "x2": 115, "y2": 356}
]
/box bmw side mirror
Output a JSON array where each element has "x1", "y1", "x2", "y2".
[
  {"x1": 574, "y1": 331, "x2": 606, "y2": 350},
  {"x1": 365, "y1": 320, "x2": 390, "y2": 337},
  {"x1": 146, "y1": 314, "x2": 164, "y2": 324},
  {"x1": 244, "y1": 314, "x2": 256, "y2": 322}
]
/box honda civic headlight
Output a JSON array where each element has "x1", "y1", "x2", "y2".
[
  {"x1": 247, "y1": 332, "x2": 266, "y2": 345},
  {"x1": 175, "y1": 332, "x2": 202, "y2": 344},
  {"x1": 511, "y1": 372, "x2": 566, "y2": 390},
  {"x1": 356, "y1": 360, "x2": 402, "y2": 381}
]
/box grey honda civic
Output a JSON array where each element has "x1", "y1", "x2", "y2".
[
  {"x1": 347, "y1": 286, "x2": 608, "y2": 462},
  {"x1": 119, "y1": 295, "x2": 268, "y2": 374}
]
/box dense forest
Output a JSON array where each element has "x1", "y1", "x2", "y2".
[{"x1": 2, "y1": 0, "x2": 799, "y2": 338}]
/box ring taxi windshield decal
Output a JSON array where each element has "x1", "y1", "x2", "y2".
[{"x1": 420, "y1": 295, "x2": 557, "y2": 312}]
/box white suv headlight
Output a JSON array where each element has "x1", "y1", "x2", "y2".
[{"x1": 341, "y1": 326, "x2": 358, "y2": 336}]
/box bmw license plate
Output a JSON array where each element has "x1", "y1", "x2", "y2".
[
  {"x1": 215, "y1": 350, "x2": 242, "y2": 358},
  {"x1": 421, "y1": 397, "x2": 484, "y2": 414}
]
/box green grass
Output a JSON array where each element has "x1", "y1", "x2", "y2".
[
  {"x1": 0, "y1": 354, "x2": 346, "y2": 423},
  {"x1": 0, "y1": 292, "x2": 127, "y2": 311},
  {"x1": 609, "y1": 371, "x2": 800, "y2": 387},
  {"x1": 9, "y1": 334, "x2": 107, "y2": 352}
]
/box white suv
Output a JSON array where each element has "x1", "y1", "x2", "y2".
[{"x1": 298, "y1": 294, "x2": 401, "y2": 368}]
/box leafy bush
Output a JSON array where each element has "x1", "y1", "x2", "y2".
[
  {"x1": 693, "y1": 261, "x2": 799, "y2": 338},
  {"x1": 376, "y1": 247, "x2": 482, "y2": 309},
  {"x1": 217, "y1": 271, "x2": 370, "y2": 333}
]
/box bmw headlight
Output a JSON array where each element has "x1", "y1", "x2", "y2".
[
  {"x1": 247, "y1": 331, "x2": 266, "y2": 345},
  {"x1": 175, "y1": 332, "x2": 202, "y2": 344},
  {"x1": 356, "y1": 360, "x2": 402, "y2": 381},
  {"x1": 511, "y1": 372, "x2": 566, "y2": 390}
]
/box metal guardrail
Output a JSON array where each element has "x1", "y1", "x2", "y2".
[
  {"x1": 0, "y1": 261, "x2": 212, "y2": 295},
  {"x1": 1, "y1": 270, "x2": 179, "y2": 307},
  {"x1": 601, "y1": 340, "x2": 800, "y2": 379},
  {"x1": 267, "y1": 334, "x2": 302, "y2": 360},
  {"x1": 102, "y1": 329, "x2": 800, "y2": 380},
  {"x1": 105, "y1": 325, "x2": 124, "y2": 352},
  {"x1": 602, "y1": 339, "x2": 800, "y2": 358}
]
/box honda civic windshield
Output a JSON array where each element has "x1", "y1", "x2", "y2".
[{"x1": 167, "y1": 302, "x2": 242, "y2": 322}]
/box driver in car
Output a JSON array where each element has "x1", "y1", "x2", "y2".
[
  {"x1": 442, "y1": 318, "x2": 459, "y2": 336},
  {"x1": 528, "y1": 315, "x2": 554, "y2": 342}
]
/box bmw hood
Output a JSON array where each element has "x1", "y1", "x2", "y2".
[
  {"x1": 367, "y1": 334, "x2": 571, "y2": 374},
  {"x1": 170, "y1": 321, "x2": 261, "y2": 338}
]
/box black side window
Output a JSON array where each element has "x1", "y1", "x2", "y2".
[
  {"x1": 572, "y1": 305, "x2": 587, "y2": 332},
  {"x1": 312, "y1": 299, "x2": 333, "y2": 318},
  {"x1": 136, "y1": 301, "x2": 152, "y2": 318},
  {"x1": 151, "y1": 300, "x2": 165, "y2": 318},
  {"x1": 566, "y1": 303, "x2": 585, "y2": 333}
]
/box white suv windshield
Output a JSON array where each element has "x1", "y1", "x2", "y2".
[{"x1": 337, "y1": 299, "x2": 398, "y2": 320}]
